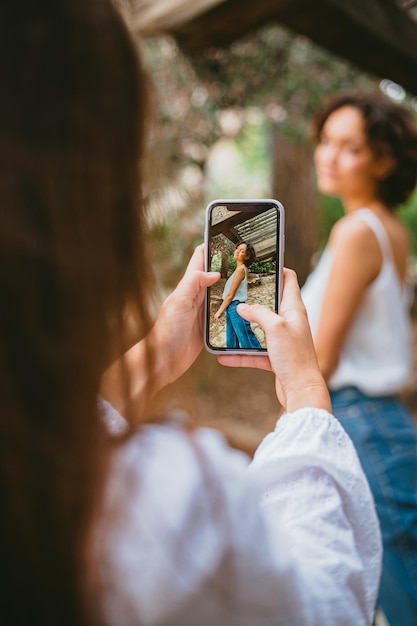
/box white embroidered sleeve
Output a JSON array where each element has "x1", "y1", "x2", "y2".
[
  {"x1": 96, "y1": 404, "x2": 381, "y2": 626},
  {"x1": 248, "y1": 407, "x2": 382, "y2": 625}
]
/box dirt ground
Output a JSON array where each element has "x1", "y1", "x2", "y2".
[{"x1": 152, "y1": 285, "x2": 417, "y2": 458}]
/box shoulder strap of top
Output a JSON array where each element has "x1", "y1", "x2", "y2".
[
  {"x1": 353, "y1": 209, "x2": 411, "y2": 301},
  {"x1": 352, "y1": 208, "x2": 393, "y2": 261}
]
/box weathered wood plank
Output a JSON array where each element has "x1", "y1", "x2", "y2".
[
  {"x1": 132, "y1": 0, "x2": 226, "y2": 31},
  {"x1": 134, "y1": 0, "x2": 417, "y2": 95},
  {"x1": 279, "y1": 0, "x2": 417, "y2": 95}
]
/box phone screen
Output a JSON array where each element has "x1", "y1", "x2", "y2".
[{"x1": 204, "y1": 199, "x2": 284, "y2": 355}]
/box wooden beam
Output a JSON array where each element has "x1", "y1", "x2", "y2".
[
  {"x1": 278, "y1": 0, "x2": 417, "y2": 95},
  {"x1": 132, "y1": 0, "x2": 226, "y2": 32},
  {"x1": 146, "y1": 0, "x2": 417, "y2": 95},
  {"x1": 210, "y1": 209, "x2": 278, "y2": 261},
  {"x1": 210, "y1": 210, "x2": 262, "y2": 237}
]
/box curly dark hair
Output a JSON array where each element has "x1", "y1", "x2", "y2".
[
  {"x1": 236, "y1": 241, "x2": 257, "y2": 267},
  {"x1": 311, "y1": 91, "x2": 417, "y2": 209}
]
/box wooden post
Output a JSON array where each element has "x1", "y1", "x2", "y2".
[{"x1": 272, "y1": 133, "x2": 319, "y2": 286}]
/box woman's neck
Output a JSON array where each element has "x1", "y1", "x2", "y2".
[{"x1": 343, "y1": 197, "x2": 387, "y2": 215}]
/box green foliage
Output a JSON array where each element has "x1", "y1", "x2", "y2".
[
  {"x1": 189, "y1": 25, "x2": 378, "y2": 142},
  {"x1": 228, "y1": 255, "x2": 237, "y2": 273},
  {"x1": 317, "y1": 195, "x2": 344, "y2": 247},
  {"x1": 140, "y1": 23, "x2": 379, "y2": 209},
  {"x1": 226, "y1": 257, "x2": 273, "y2": 274},
  {"x1": 139, "y1": 24, "x2": 417, "y2": 278},
  {"x1": 235, "y1": 109, "x2": 269, "y2": 173},
  {"x1": 399, "y1": 188, "x2": 417, "y2": 256},
  {"x1": 211, "y1": 252, "x2": 222, "y2": 272},
  {"x1": 250, "y1": 261, "x2": 273, "y2": 274}
]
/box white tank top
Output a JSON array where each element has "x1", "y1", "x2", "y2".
[
  {"x1": 222, "y1": 267, "x2": 248, "y2": 302},
  {"x1": 301, "y1": 209, "x2": 412, "y2": 395}
]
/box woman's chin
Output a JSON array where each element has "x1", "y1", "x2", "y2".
[{"x1": 317, "y1": 185, "x2": 340, "y2": 197}]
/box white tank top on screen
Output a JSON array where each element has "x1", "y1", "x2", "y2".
[
  {"x1": 222, "y1": 267, "x2": 248, "y2": 302},
  {"x1": 301, "y1": 209, "x2": 412, "y2": 395}
]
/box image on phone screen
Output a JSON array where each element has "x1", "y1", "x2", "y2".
[{"x1": 205, "y1": 199, "x2": 284, "y2": 354}]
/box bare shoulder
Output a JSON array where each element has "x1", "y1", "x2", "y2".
[
  {"x1": 328, "y1": 214, "x2": 382, "y2": 283},
  {"x1": 329, "y1": 214, "x2": 380, "y2": 253},
  {"x1": 329, "y1": 210, "x2": 409, "y2": 282},
  {"x1": 232, "y1": 264, "x2": 246, "y2": 282}
]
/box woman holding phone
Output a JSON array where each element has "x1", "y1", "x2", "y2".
[
  {"x1": 1, "y1": 3, "x2": 381, "y2": 625},
  {"x1": 302, "y1": 91, "x2": 417, "y2": 626}
]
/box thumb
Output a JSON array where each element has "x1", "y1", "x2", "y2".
[
  {"x1": 200, "y1": 270, "x2": 220, "y2": 288},
  {"x1": 236, "y1": 302, "x2": 277, "y2": 329}
]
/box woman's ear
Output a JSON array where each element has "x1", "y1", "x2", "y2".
[{"x1": 375, "y1": 153, "x2": 397, "y2": 180}]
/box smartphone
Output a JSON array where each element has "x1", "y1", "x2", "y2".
[{"x1": 204, "y1": 198, "x2": 285, "y2": 355}]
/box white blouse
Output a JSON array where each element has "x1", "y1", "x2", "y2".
[{"x1": 96, "y1": 401, "x2": 381, "y2": 626}]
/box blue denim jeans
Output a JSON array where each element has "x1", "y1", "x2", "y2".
[
  {"x1": 330, "y1": 387, "x2": 417, "y2": 626},
  {"x1": 225, "y1": 301, "x2": 262, "y2": 349}
]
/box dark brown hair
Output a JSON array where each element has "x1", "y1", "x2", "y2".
[
  {"x1": 0, "y1": 1, "x2": 152, "y2": 623},
  {"x1": 311, "y1": 91, "x2": 417, "y2": 208},
  {"x1": 236, "y1": 241, "x2": 257, "y2": 267}
]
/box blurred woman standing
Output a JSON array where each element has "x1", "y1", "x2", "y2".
[{"x1": 302, "y1": 92, "x2": 417, "y2": 626}]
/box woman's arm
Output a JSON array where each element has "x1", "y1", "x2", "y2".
[
  {"x1": 214, "y1": 266, "x2": 246, "y2": 320},
  {"x1": 100, "y1": 245, "x2": 220, "y2": 420},
  {"x1": 313, "y1": 217, "x2": 382, "y2": 380}
]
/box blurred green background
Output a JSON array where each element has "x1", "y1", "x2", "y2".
[{"x1": 138, "y1": 23, "x2": 417, "y2": 288}]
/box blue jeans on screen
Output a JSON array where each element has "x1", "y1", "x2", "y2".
[
  {"x1": 330, "y1": 386, "x2": 417, "y2": 626},
  {"x1": 225, "y1": 300, "x2": 262, "y2": 349}
]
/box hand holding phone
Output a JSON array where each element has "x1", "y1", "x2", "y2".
[
  {"x1": 204, "y1": 199, "x2": 285, "y2": 355},
  {"x1": 216, "y1": 268, "x2": 331, "y2": 413}
]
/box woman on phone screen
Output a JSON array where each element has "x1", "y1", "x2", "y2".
[
  {"x1": 214, "y1": 241, "x2": 262, "y2": 349},
  {"x1": 302, "y1": 91, "x2": 417, "y2": 626}
]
